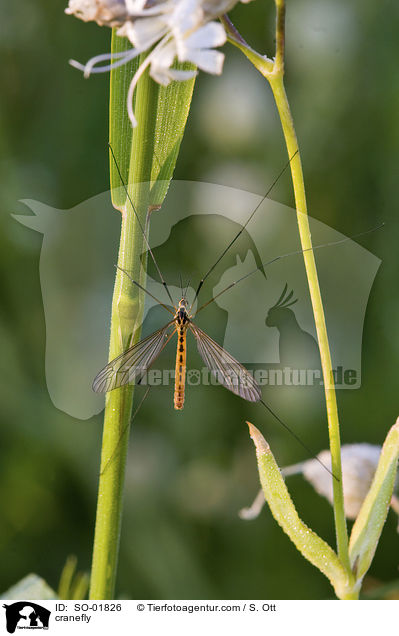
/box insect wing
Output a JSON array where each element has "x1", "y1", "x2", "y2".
[
  {"x1": 93, "y1": 322, "x2": 175, "y2": 393},
  {"x1": 189, "y1": 323, "x2": 261, "y2": 402}
]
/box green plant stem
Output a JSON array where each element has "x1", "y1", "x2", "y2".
[
  {"x1": 271, "y1": 88, "x2": 355, "y2": 594},
  {"x1": 224, "y1": 3, "x2": 352, "y2": 578},
  {"x1": 269, "y1": 74, "x2": 351, "y2": 576},
  {"x1": 89, "y1": 60, "x2": 157, "y2": 600},
  {"x1": 272, "y1": 0, "x2": 351, "y2": 576},
  {"x1": 88, "y1": 212, "x2": 144, "y2": 601}
]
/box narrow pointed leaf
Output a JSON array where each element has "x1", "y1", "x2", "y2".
[
  {"x1": 349, "y1": 417, "x2": 399, "y2": 584},
  {"x1": 107, "y1": 29, "x2": 196, "y2": 351},
  {"x1": 109, "y1": 32, "x2": 196, "y2": 210},
  {"x1": 248, "y1": 423, "x2": 354, "y2": 599}
]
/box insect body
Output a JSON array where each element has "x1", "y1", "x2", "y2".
[
  {"x1": 174, "y1": 298, "x2": 189, "y2": 410},
  {"x1": 92, "y1": 293, "x2": 261, "y2": 409}
]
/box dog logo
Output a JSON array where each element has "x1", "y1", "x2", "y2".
[{"x1": 2, "y1": 602, "x2": 50, "y2": 633}]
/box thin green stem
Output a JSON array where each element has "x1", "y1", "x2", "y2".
[
  {"x1": 269, "y1": 75, "x2": 351, "y2": 575},
  {"x1": 270, "y1": 82, "x2": 350, "y2": 569},
  {"x1": 274, "y1": 0, "x2": 285, "y2": 74},
  {"x1": 88, "y1": 215, "x2": 143, "y2": 600},
  {"x1": 89, "y1": 55, "x2": 158, "y2": 600},
  {"x1": 88, "y1": 223, "x2": 136, "y2": 600},
  {"x1": 271, "y1": 0, "x2": 350, "y2": 574},
  {"x1": 224, "y1": 3, "x2": 352, "y2": 577}
]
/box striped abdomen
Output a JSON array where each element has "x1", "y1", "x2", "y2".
[{"x1": 174, "y1": 326, "x2": 187, "y2": 410}]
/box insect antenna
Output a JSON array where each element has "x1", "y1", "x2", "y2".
[
  {"x1": 115, "y1": 265, "x2": 174, "y2": 315},
  {"x1": 109, "y1": 143, "x2": 176, "y2": 309},
  {"x1": 184, "y1": 278, "x2": 191, "y2": 299},
  {"x1": 189, "y1": 151, "x2": 298, "y2": 311},
  {"x1": 193, "y1": 224, "x2": 384, "y2": 317},
  {"x1": 179, "y1": 272, "x2": 184, "y2": 298}
]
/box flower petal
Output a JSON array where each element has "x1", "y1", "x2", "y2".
[
  {"x1": 149, "y1": 67, "x2": 174, "y2": 85},
  {"x1": 118, "y1": 17, "x2": 167, "y2": 49},
  {"x1": 175, "y1": 21, "x2": 226, "y2": 62},
  {"x1": 151, "y1": 39, "x2": 177, "y2": 70},
  {"x1": 167, "y1": 68, "x2": 198, "y2": 81},
  {"x1": 185, "y1": 48, "x2": 224, "y2": 74},
  {"x1": 185, "y1": 21, "x2": 227, "y2": 49},
  {"x1": 168, "y1": 0, "x2": 204, "y2": 34}
]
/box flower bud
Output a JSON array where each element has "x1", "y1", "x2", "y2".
[{"x1": 65, "y1": 0, "x2": 128, "y2": 27}]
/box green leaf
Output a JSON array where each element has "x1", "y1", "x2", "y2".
[
  {"x1": 58, "y1": 555, "x2": 89, "y2": 600},
  {"x1": 248, "y1": 422, "x2": 355, "y2": 599},
  {"x1": 109, "y1": 31, "x2": 196, "y2": 210},
  {"x1": 108, "y1": 34, "x2": 138, "y2": 209},
  {"x1": 349, "y1": 417, "x2": 399, "y2": 586},
  {"x1": 106, "y1": 30, "x2": 196, "y2": 352}
]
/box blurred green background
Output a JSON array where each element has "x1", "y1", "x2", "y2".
[{"x1": 0, "y1": 0, "x2": 398, "y2": 600}]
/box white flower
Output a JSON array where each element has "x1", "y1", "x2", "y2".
[
  {"x1": 66, "y1": 0, "x2": 250, "y2": 126},
  {"x1": 303, "y1": 443, "x2": 383, "y2": 519},
  {"x1": 240, "y1": 443, "x2": 399, "y2": 524}
]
